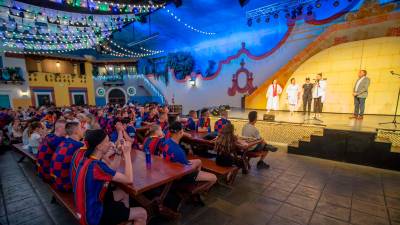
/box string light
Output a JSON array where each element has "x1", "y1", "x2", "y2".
[
  {"x1": 49, "y1": 0, "x2": 165, "y2": 14},
  {"x1": 1, "y1": 30, "x2": 102, "y2": 42},
  {"x1": 162, "y1": 6, "x2": 216, "y2": 35},
  {"x1": 2, "y1": 4, "x2": 137, "y2": 28},
  {"x1": 0, "y1": 46, "x2": 94, "y2": 56},
  {"x1": 2, "y1": 40, "x2": 92, "y2": 51},
  {"x1": 108, "y1": 40, "x2": 163, "y2": 57},
  {"x1": 140, "y1": 46, "x2": 164, "y2": 54}
]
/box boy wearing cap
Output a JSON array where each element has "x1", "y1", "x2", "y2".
[{"x1": 74, "y1": 129, "x2": 147, "y2": 225}]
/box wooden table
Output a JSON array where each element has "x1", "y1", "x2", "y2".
[
  {"x1": 117, "y1": 150, "x2": 197, "y2": 218},
  {"x1": 183, "y1": 131, "x2": 215, "y2": 147}
]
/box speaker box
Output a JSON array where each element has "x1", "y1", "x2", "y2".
[
  {"x1": 79, "y1": 63, "x2": 85, "y2": 75},
  {"x1": 173, "y1": 0, "x2": 182, "y2": 7},
  {"x1": 263, "y1": 114, "x2": 275, "y2": 122},
  {"x1": 239, "y1": 0, "x2": 250, "y2": 7}
]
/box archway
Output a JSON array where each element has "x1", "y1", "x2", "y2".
[{"x1": 108, "y1": 88, "x2": 126, "y2": 106}]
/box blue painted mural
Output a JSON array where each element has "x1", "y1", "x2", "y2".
[{"x1": 110, "y1": 0, "x2": 387, "y2": 81}]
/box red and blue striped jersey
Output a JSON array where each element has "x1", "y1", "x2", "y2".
[
  {"x1": 197, "y1": 117, "x2": 211, "y2": 132},
  {"x1": 162, "y1": 138, "x2": 189, "y2": 165},
  {"x1": 36, "y1": 134, "x2": 65, "y2": 182},
  {"x1": 50, "y1": 138, "x2": 84, "y2": 192},
  {"x1": 74, "y1": 158, "x2": 116, "y2": 225},
  {"x1": 70, "y1": 147, "x2": 86, "y2": 190},
  {"x1": 143, "y1": 136, "x2": 164, "y2": 155},
  {"x1": 186, "y1": 117, "x2": 197, "y2": 131},
  {"x1": 214, "y1": 118, "x2": 231, "y2": 133}
]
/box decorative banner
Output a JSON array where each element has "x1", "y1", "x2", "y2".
[
  {"x1": 96, "y1": 87, "x2": 106, "y2": 97},
  {"x1": 127, "y1": 86, "x2": 136, "y2": 96},
  {"x1": 227, "y1": 59, "x2": 257, "y2": 96}
]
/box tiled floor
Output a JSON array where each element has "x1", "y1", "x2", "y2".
[{"x1": 1, "y1": 147, "x2": 400, "y2": 225}]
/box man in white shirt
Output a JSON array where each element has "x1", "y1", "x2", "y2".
[
  {"x1": 242, "y1": 111, "x2": 277, "y2": 170},
  {"x1": 312, "y1": 73, "x2": 327, "y2": 118},
  {"x1": 350, "y1": 70, "x2": 370, "y2": 120}
]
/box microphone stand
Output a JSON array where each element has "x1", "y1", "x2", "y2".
[{"x1": 379, "y1": 71, "x2": 400, "y2": 127}]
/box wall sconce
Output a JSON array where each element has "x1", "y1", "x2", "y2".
[
  {"x1": 19, "y1": 90, "x2": 30, "y2": 97},
  {"x1": 189, "y1": 78, "x2": 196, "y2": 87},
  {"x1": 108, "y1": 66, "x2": 113, "y2": 71},
  {"x1": 56, "y1": 61, "x2": 60, "y2": 68}
]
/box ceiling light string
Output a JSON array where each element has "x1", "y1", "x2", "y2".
[
  {"x1": 109, "y1": 40, "x2": 163, "y2": 56},
  {"x1": 2, "y1": 40, "x2": 93, "y2": 51},
  {"x1": 101, "y1": 42, "x2": 159, "y2": 58},
  {"x1": 139, "y1": 46, "x2": 164, "y2": 54},
  {"x1": 2, "y1": 30, "x2": 102, "y2": 42},
  {"x1": 161, "y1": 6, "x2": 216, "y2": 35}
]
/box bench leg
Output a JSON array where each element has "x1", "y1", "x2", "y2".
[
  {"x1": 226, "y1": 168, "x2": 239, "y2": 186},
  {"x1": 51, "y1": 196, "x2": 58, "y2": 205},
  {"x1": 17, "y1": 156, "x2": 26, "y2": 163}
]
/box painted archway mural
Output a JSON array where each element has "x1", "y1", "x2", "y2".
[{"x1": 228, "y1": 60, "x2": 257, "y2": 96}]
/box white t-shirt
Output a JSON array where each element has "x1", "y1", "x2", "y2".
[
  {"x1": 29, "y1": 132, "x2": 42, "y2": 154},
  {"x1": 242, "y1": 123, "x2": 261, "y2": 139}
]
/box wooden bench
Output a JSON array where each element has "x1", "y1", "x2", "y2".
[
  {"x1": 12, "y1": 143, "x2": 37, "y2": 163},
  {"x1": 188, "y1": 155, "x2": 239, "y2": 186},
  {"x1": 49, "y1": 188, "x2": 80, "y2": 220}
]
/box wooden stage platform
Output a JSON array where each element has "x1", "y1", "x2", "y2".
[
  {"x1": 216, "y1": 109, "x2": 400, "y2": 170},
  {"x1": 228, "y1": 108, "x2": 399, "y2": 132}
]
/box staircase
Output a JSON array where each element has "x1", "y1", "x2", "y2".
[
  {"x1": 288, "y1": 127, "x2": 400, "y2": 171},
  {"x1": 131, "y1": 74, "x2": 166, "y2": 105}
]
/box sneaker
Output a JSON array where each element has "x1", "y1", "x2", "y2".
[
  {"x1": 349, "y1": 115, "x2": 358, "y2": 119},
  {"x1": 257, "y1": 161, "x2": 270, "y2": 169},
  {"x1": 265, "y1": 144, "x2": 278, "y2": 152}
]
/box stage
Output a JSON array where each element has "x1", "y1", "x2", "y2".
[
  {"x1": 214, "y1": 108, "x2": 400, "y2": 170},
  {"x1": 227, "y1": 108, "x2": 399, "y2": 132}
]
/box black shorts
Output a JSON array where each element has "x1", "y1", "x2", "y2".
[
  {"x1": 99, "y1": 187, "x2": 130, "y2": 225},
  {"x1": 179, "y1": 170, "x2": 199, "y2": 184}
]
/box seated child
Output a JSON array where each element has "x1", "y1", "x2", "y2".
[
  {"x1": 186, "y1": 110, "x2": 198, "y2": 131},
  {"x1": 74, "y1": 130, "x2": 147, "y2": 225},
  {"x1": 143, "y1": 124, "x2": 165, "y2": 156},
  {"x1": 163, "y1": 122, "x2": 217, "y2": 191},
  {"x1": 196, "y1": 108, "x2": 211, "y2": 133},
  {"x1": 50, "y1": 122, "x2": 84, "y2": 192},
  {"x1": 214, "y1": 110, "x2": 231, "y2": 134}
]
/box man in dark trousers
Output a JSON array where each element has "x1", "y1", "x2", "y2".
[
  {"x1": 302, "y1": 77, "x2": 313, "y2": 115},
  {"x1": 351, "y1": 70, "x2": 370, "y2": 120}
]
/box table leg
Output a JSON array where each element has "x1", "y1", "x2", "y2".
[{"x1": 132, "y1": 182, "x2": 180, "y2": 221}]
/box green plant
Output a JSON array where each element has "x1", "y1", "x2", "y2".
[{"x1": 165, "y1": 52, "x2": 194, "y2": 80}]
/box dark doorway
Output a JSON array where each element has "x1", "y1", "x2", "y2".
[{"x1": 108, "y1": 89, "x2": 126, "y2": 106}]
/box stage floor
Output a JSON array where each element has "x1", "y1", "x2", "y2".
[{"x1": 228, "y1": 108, "x2": 399, "y2": 132}]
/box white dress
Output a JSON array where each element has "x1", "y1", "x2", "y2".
[
  {"x1": 286, "y1": 84, "x2": 300, "y2": 106},
  {"x1": 266, "y1": 84, "x2": 282, "y2": 110}
]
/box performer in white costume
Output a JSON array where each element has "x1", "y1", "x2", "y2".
[
  {"x1": 286, "y1": 78, "x2": 300, "y2": 115},
  {"x1": 266, "y1": 79, "x2": 282, "y2": 113}
]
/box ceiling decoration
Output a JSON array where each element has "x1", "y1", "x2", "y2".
[
  {"x1": 16, "y1": 0, "x2": 166, "y2": 15},
  {"x1": 0, "y1": 0, "x2": 162, "y2": 57},
  {"x1": 56, "y1": 0, "x2": 165, "y2": 14}
]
